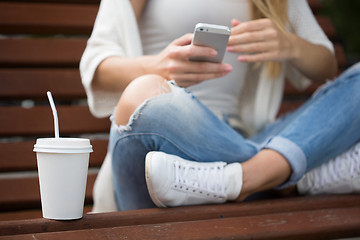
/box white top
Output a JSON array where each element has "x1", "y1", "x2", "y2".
[{"x1": 80, "y1": 0, "x2": 334, "y2": 136}]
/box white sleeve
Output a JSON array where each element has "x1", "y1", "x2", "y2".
[
  {"x1": 79, "y1": 0, "x2": 143, "y2": 118},
  {"x1": 285, "y1": 0, "x2": 335, "y2": 90}
]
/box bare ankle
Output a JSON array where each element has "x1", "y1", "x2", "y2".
[{"x1": 235, "y1": 149, "x2": 291, "y2": 201}]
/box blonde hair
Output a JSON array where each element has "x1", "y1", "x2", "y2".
[{"x1": 250, "y1": 0, "x2": 291, "y2": 78}]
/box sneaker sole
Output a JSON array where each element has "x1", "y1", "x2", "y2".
[{"x1": 145, "y1": 152, "x2": 167, "y2": 208}]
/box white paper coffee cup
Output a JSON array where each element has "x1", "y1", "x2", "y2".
[{"x1": 34, "y1": 138, "x2": 93, "y2": 220}]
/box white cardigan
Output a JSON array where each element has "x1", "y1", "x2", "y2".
[
  {"x1": 80, "y1": 0, "x2": 143, "y2": 119},
  {"x1": 80, "y1": 0, "x2": 334, "y2": 212}
]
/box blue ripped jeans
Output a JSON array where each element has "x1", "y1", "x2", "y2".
[{"x1": 109, "y1": 63, "x2": 360, "y2": 211}]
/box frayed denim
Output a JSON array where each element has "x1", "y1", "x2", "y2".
[{"x1": 110, "y1": 63, "x2": 360, "y2": 210}]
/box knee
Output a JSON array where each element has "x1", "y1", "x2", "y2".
[{"x1": 115, "y1": 74, "x2": 171, "y2": 126}]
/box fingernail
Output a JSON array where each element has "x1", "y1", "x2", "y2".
[
  {"x1": 238, "y1": 56, "x2": 245, "y2": 62},
  {"x1": 211, "y1": 50, "x2": 218, "y2": 56},
  {"x1": 225, "y1": 65, "x2": 232, "y2": 71},
  {"x1": 227, "y1": 46, "x2": 234, "y2": 52}
]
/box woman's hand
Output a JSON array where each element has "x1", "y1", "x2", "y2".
[
  {"x1": 227, "y1": 18, "x2": 337, "y2": 82},
  {"x1": 152, "y1": 34, "x2": 232, "y2": 87},
  {"x1": 227, "y1": 18, "x2": 297, "y2": 63}
]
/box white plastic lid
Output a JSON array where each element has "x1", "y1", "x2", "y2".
[{"x1": 33, "y1": 138, "x2": 93, "y2": 153}]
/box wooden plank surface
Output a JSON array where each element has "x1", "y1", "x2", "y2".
[
  {"x1": 334, "y1": 44, "x2": 347, "y2": 69},
  {"x1": 0, "y1": 2, "x2": 98, "y2": 35},
  {"x1": 0, "y1": 101, "x2": 316, "y2": 136},
  {"x1": 1, "y1": 206, "x2": 359, "y2": 239},
  {"x1": 0, "y1": 40, "x2": 346, "y2": 73},
  {"x1": 0, "y1": 106, "x2": 110, "y2": 136},
  {"x1": 0, "y1": 172, "x2": 96, "y2": 211},
  {"x1": 278, "y1": 101, "x2": 304, "y2": 117},
  {"x1": 0, "y1": 40, "x2": 345, "y2": 69},
  {"x1": 0, "y1": 39, "x2": 86, "y2": 67},
  {"x1": 307, "y1": 0, "x2": 322, "y2": 13},
  {"x1": 0, "y1": 69, "x2": 85, "y2": 100},
  {"x1": 0, "y1": 194, "x2": 359, "y2": 236},
  {"x1": 0, "y1": 139, "x2": 107, "y2": 172},
  {"x1": 0, "y1": 206, "x2": 93, "y2": 222},
  {"x1": 284, "y1": 82, "x2": 320, "y2": 97},
  {"x1": 0, "y1": 0, "x2": 328, "y2": 37},
  {"x1": 0, "y1": 0, "x2": 100, "y2": 3},
  {"x1": 316, "y1": 16, "x2": 337, "y2": 39}
]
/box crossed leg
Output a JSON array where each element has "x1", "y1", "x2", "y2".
[{"x1": 113, "y1": 74, "x2": 291, "y2": 203}]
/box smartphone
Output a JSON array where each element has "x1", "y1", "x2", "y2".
[{"x1": 189, "y1": 23, "x2": 231, "y2": 63}]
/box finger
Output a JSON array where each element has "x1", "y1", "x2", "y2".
[
  {"x1": 238, "y1": 51, "x2": 278, "y2": 62},
  {"x1": 228, "y1": 41, "x2": 276, "y2": 54},
  {"x1": 171, "y1": 33, "x2": 193, "y2": 46},
  {"x1": 168, "y1": 60, "x2": 232, "y2": 75},
  {"x1": 170, "y1": 45, "x2": 218, "y2": 60},
  {"x1": 231, "y1": 18, "x2": 241, "y2": 27},
  {"x1": 186, "y1": 62, "x2": 232, "y2": 74},
  {"x1": 231, "y1": 18, "x2": 273, "y2": 35},
  {"x1": 228, "y1": 31, "x2": 263, "y2": 46},
  {"x1": 173, "y1": 71, "x2": 231, "y2": 87},
  {"x1": 190, "y1": 61, "x2": 231, "y2": 74}
]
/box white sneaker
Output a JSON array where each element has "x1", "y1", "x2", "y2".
[
  {"x1": 145, "y1": 151, "x2": 243, "y2": 207},
  {"x1": 297, "y1": 142, "x2": 360, "y2": 195}
]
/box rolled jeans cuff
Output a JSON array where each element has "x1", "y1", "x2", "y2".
[{"x1": 262, "y1": 136, "x2": 307, "y2": 189}]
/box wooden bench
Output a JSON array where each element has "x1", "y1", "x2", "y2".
[
  {"x1": 0, "y1": 0, "x2": 359, "y2": 239},
  {"x1": 0, "y1": 195, "x2": 360, "y2": 239},
  {"x1": 0, "y1": 0, "x2": 109, "y2": 220}
]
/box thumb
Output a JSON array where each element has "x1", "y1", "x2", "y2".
[
  {"x1": 172, "y1": 33, "x2": 193, "y2": 46},
  {"x1": 231, "y1": 19, "x2": 241, "y2": 27}
]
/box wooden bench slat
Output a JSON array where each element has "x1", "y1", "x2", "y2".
[
  {"x1": 0, "y1": 101, "x2": 327, "y2": 136},
  {"x1": 0, "y1": 1, "x2": 355, "y2": 238},
  {"x1": 0, "y1": 206, "x2": 93, "y2": 222},
  {"x1": 0, "y1": 39, "x2": 86, "y2": 67},
  {"x1": 0, "y1": 0, "x2": 100, "y2": 4},
  {"x1": 1, "y1": 206, "x2": 359, "y2": 239},
  {"x1": 73, "y1": 208, "x2": 359, "y2": 240},
  {"x1": 307, "y1": 0, "x2": 322, "y2": 14},
  {"x1": 0, "y1": 139, "x2": 107, "y2": 172},
  {"x1": 334, "y1": 44, "x2": 347, "y2": 69},
  {"x1": 278, "y1": 101, "x2": 304, "y2": 117},
  {"x1": 0, "y1": 38, "x2": 344, "y2": 69},
  {"x1": 0, "y1": 210, "x2": 43, "y2": 222},
  {"x1": 0, "y1": 172, "x2": 96, "y2": 211},
  {"x1": 0, "y1": 1, "x2": 330, "y2": 38},
  {"x1": 0, "y1": 2, "x2": 97, "y2": 35},
  {"x1": 316, "y1": 16, "x2": 337, "y2": 39},
  {"x1": 284, "y1": 82, "x2": 320, "y2": 97},
  {"x1": 0, "y1": 69, "x2": 85, "y2": 100},
  {"x1": 1, "y1": 194, "x2": 359, "y2": 236},
  {"x1": 0, "y1": 106, "x2": 110, "y2": 137}
]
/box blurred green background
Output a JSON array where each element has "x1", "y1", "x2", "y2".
[{"x1": 320, "y1": 0, "x2": 360, "y2": 66}]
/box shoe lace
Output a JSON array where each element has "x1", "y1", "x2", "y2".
[
  {"x1": 313, "y1": 142, "x2": 360, "y2": 189},
  {"x1": 174, "y1": 160, "x2": 226, "y2": 198}
]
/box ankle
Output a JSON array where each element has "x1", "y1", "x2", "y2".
[{"x1": 236, "y1": 149, "x2": 291, "y2": 201}]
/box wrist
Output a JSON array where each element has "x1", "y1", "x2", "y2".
[
  {"x1": 138, "y1": 55, "x2": 154, "y2": 75},
  {"x1": 286, "y1": 32, "x2": 301, "y2": 63},
  {"x1": 140, "y1": 55, "x2": 168, "y2": 79}
]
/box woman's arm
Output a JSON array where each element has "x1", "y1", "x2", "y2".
[
  {"x1": 91, "y1": 0, "x2": 148, "y2": 92},
  {"x1": 286, "y1": 31, "x2": 337, "y2": 82},
  {"x1": 92, "y1": 0, "x2": 233, "y2": 93},
  {"x1": 227, "y1": 18, "x2": 337, "y2": 83},
  {"x1": 92, "y1": 34, "x2": 232, "y2": 92}
]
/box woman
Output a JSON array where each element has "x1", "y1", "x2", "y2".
[{"x1": 80, "y1": 0, "x2": 360, "y2": 211}]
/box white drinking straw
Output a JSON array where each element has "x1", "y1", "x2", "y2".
[{"x1": 47, "y1": 91, "x2": 60, "y2": 138}]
